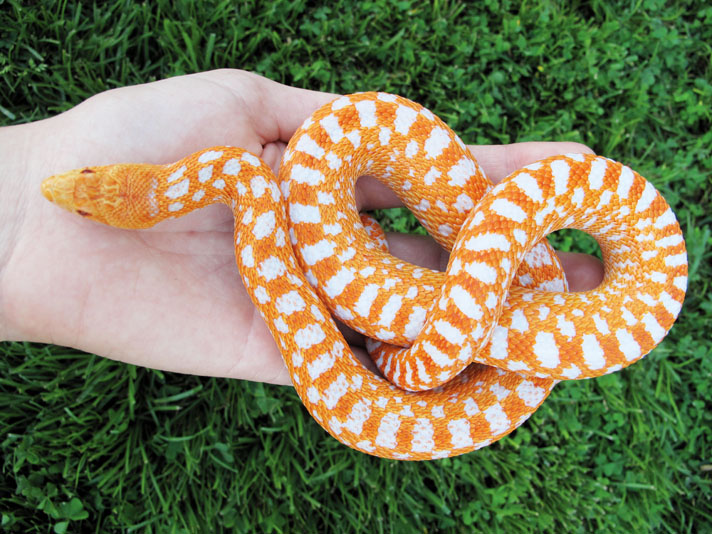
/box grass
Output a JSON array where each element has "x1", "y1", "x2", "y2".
[{"x1": 1, "y1": 0, "x2": 711, "y2": 532}]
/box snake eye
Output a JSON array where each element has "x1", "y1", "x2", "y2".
[
  {"x1": 76, "y1": 209, "x2": 91, "y2": 217},
  {"x1": 80, "y1": 168, "x2": 94, "y2": 174}
]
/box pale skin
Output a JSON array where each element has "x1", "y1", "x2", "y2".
[{"x1": 0, "y1": 69, "x2": 603, "y2": 385}]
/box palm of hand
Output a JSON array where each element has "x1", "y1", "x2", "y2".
[{"x1": 7, "y1": 71, "x2": 339, "y2": 384}]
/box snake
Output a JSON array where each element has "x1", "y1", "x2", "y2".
[{"x1": 41, "y1": 92, "x2": 687, "y2": 460}]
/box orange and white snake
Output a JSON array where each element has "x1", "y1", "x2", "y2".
[{"x1": 42, "y1": 92, "x2": 687, "y2": 460}]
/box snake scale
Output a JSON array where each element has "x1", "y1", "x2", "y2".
[{"x1": 42, "y1": 92, "x2": 687, "y2": 460}]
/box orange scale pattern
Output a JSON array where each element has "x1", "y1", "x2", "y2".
[{"x1": 41, "y1": 92, "x2": 687, "y2": 460}]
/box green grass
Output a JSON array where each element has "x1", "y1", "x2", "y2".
[{"x1": 1, "y1": 0, "x2": 711, "y2": 532}]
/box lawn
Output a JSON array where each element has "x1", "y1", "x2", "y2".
[{"x1": 1, "y1": 0, "x2": 711, "y2": 532}]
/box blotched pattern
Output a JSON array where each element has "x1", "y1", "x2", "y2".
[{"x1": 41, "y1": 92, "x2": 687, "y2": 460}]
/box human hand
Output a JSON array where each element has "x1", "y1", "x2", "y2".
[{"x1": 0, "y1": 69, "x2": 602, "y2": 385}]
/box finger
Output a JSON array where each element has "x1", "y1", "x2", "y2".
[
  {"x1": 468, "y1": 141, "x2": 595, "y2": 184},
  {"x1": 384, "y1": 232, "x2": 449, "y2": 271},
  {"x1": 262, "y1": 141, "x2": 288, "y2": 174},
  {"x1": 556, "y1": 251, "x2": 604, "y2": 291},
  {"x1": 355, "y1": 175, "x2": 402, "y2": 211},
  {"x1": 266, "y1": 82, "x2": 339, "y2": 142},
  {"x1": 231, "y1": 70, "x2": 338, "y2": 144}
]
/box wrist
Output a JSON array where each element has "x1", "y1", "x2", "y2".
[{"x1": 0, "y1": 121, "x2": 48, "y2": 340}]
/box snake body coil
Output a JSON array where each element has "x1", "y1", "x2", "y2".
[{"x1": 42, "y1": 93, "x2": 687, "y2": 460}]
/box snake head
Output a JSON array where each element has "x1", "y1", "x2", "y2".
[{"x1": 41, "y1": 164, "x2": 155, "y2": 229}]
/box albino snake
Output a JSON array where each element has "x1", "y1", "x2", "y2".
[{"x1": 41, "y1": 92, "x2": 687, "y2": 460}]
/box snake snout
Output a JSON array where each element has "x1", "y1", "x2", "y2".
[
  {"x1": 41, "y1": 172, "x2": 75, "y2": 210},
  {"x1": 41, "y1": 168, "x2": 101, "y2": 220}
]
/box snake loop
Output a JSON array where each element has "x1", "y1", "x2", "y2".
[{"x1": 41, "y1": 92, "x2": 687, "y2": 460}]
